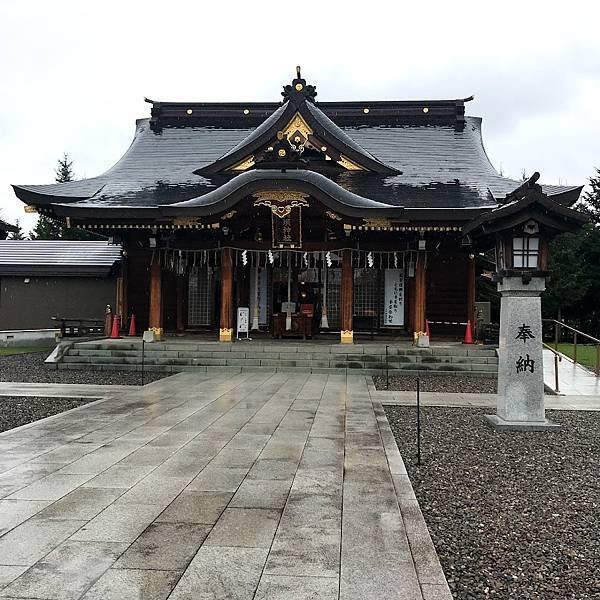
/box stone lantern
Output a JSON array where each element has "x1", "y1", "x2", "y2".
[{"x1": 463, "y1": 173, "x2": 587, "y2": 430}]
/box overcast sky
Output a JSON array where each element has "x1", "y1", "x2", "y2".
[{"x1": 1, "y1": 0, "x2": 599, "y2": 232}]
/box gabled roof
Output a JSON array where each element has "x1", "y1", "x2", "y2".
[
  {"x1": 193, "y1": 72, "x2": 399, "y2": 176},
  {"x1": 0, "y1": 241, "x2": 122, "y2": 276},
  {"x1": 463, "y1": 173, "x2": 589, "y2": 243}
]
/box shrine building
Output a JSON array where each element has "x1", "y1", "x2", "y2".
[{"x1": 12, "y1": 69, "x2": 582, "y2": 343}]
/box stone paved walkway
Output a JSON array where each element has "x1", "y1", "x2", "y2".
[
  {"x1": 543, "y1": 348, "x2": 600, "y2": 396},
  {"x1": 0, "y1": 382, "x2": 138, "y2": 399},
  {"x1": 0, "y1": 372, "x2": 449, "y2": 599}
]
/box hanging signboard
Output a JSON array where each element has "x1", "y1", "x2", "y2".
[
  {"x1": 272, "y1": 207, "x2": 302, "y2": 249},
  {"x1": 237, "y1": 307, "x2": 250, "y2": 339},
  {"x1": 384, "y1": 269, "x2": 404, "y2": 326}
]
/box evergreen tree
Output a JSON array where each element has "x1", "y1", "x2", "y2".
[
  {"x1": 30, "y1": 153, "x2": 98, "y2": 241},
  {"x1": 8, "y1": 219, "x2": 26, "y2": 240},
  {"x1": 543, "y1": 167, "x2": 600, "y2": 336},
  {"x1": 576, "y1": 167, "x2": 600, "y2": 225},
  {"x1": 55, "y1": 153, "x2": 74, "y2": 183}
]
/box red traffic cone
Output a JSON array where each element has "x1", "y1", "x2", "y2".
[
  {"x1": 110, "y1": 314, "x2": 121, "y2": 339},
  {"x1": 463, "y1": 320, "x2": 474, "y2": 345},
  {"x1": 425, "y1": 319, "x2": 431, "y2": 338},
  {"x1": 128, "y1": 313, "x2": 137, "y2": 337}
]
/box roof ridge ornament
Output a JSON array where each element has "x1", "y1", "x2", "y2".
[
  {"x1": 282, "y1": 66, "x2": 317, "y2": 104},
  {"x1": 500, "y1": 172, "x2": 542, "y2": 205}
]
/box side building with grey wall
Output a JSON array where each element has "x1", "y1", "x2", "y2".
[{"x1": 0, "y1": 240, "x2": 121, "y2": 331}]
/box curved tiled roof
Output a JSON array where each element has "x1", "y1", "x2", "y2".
[{"x1": 12, "y1": 114, "x2": 582, "y2": 213}]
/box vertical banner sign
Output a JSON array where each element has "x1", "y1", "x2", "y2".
[
  {"x1": 272, "y1": 207, "x2": 302, "y2": 248},
  {"x1": 237, "y1": 307, "x2": 249, "y2": 339},
  {"x1": 384, "y1": 269, "x2": 404, "y2": 326},
  {"x1": 251, "y1": 268, "x2": 269, "y2": 325}
]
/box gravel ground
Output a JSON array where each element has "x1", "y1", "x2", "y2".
[
  {"x1": 0, "y1": 396, "x2": 95, "y2": 433},
  {"x1": 385, "y1": 406, "x2": 600, "y2": 600},
  {"x1": 374, "y1": 374, "x2": 497, "y2": 393},
  {"x1": 0, "y1": 351, "x2": 168, "y2": 385}
]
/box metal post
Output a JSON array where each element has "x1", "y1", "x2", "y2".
[
  {"x1": 141, "y1": 339, "x2": 145, "y2": 387},
  {"x1": 416, "y1": 376, "x2": 421, "y2": 466},
  {"x1": 573, "y1": 332, "x2": 578, "y2": 366},
  {"x1": 554, "y1": 353, "x2": 560, "y2": 393},
  {"x1": 596, "y1": 344, "x2": 600, "y2": 377},
  {"x1": 385, "y1": 345, "x2": 389, "y2": 390},
  {"x1": 554, "y1": 320, "x2": 559, "y2": 352}
]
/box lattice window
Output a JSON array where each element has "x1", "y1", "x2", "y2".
[
  {"x1": 512, "y1": 236, "x2": 539, "y2": 268},
  {"x1": 188, "y1": 266, "x2": 214, "y2": 326},
  {"x1": 353, "y1": 268, "x2": 383, "y2": 328},
  {"x1": 325, "y1": 268, "x2": 341, "y2": 329}
]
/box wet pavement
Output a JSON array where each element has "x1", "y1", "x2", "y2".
[{"x1": 0, "y1": 372, "x2": 450, "y2": 599}]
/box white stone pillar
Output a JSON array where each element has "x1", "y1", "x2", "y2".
[{"x1": 485, "y1": 276, "x2": 558, "y2": 431}]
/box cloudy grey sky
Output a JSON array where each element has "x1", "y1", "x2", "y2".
[{"x1": 1, "y1": 0, "x2": 599, "y2": 232}]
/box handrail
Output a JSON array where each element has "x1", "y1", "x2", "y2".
[
  {"x1": 542, "y1": 319, "x2": 600, "y2": 344},
  {"x1": 543, "y1": 319, "x2": 600, "y2": 377},
  {"x1": 542, "y1": 342, "x2": 561, "y2": 393}
]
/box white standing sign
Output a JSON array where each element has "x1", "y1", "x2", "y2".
[
  {"x1": 237, "y1": 307, "x2": 250, "y2": 339},
  {"x1": 384, "y1": 269, "x2": 405, "y2": 326},
  {"x1": 251, "y1": 268, "x2": 268, "y2": 326}
]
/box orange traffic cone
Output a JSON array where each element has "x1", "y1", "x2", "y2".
[
  {"x1": 463, "y1": 320, "x2": 474, "y2": 344},
  {"x1": 425, "y1": 319, "x2": 431, "y2": 338},
  {"x1": 110, "y1": 314, "x2": 121, "y2": 339},
  {"x1": 128, "y1": 313, "x2": 137, "y2": 337}
]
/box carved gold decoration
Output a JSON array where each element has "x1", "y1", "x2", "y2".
[
  {"x1": 362, "y1": 217, "x2": 391, "y2": 229},
  {"x1": 326, "y1": 211, "x2": 342, "y2": 221},
  {"x1": 173, "y1": 217, "x2": 201, "y2": 227},
  {"x1": 340, "y1": 330, "x2": 354, "y2": 344},
  {"x1": 221, "y1": 211, "x2": 237, "y2": 220},
  {"x1": 253, "y1": 191, "x2": 309, "y2": 203},
  {"x1": 337, "y1": 154, "x2": 364, "y2": 171},
  {"x1": 271, "y1": 205, "x2": 292, "y2": 218},
  {"x1": 295, "y1": 83, "x2": 303, "y2": 91},
  {"x1": 24, "y1": 205, "x2": 38, "y2": 214},
  {"x1": 253, "y1": 190, "x2": 309, "y2": 220},
  {"x1": 278, "y1": 149, "x2": 287, "y2": 157},
  {"x1": 229, "y1": 155, "x2": 255, "y2": 171},
  {"x1": 219, "y1": 328, "x2": 233, "y2": 342},
  {"x1": 282, "y1": 112, "x2": 313, "y2": 140}
]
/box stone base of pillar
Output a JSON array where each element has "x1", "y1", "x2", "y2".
[
  {"x1": 340, "y1": 330, "x2": 353, "y2": 344},
  {"x1": 219, "y1": 328, "x2": 233, "y2": 343},
  {"x1": 484, "y1": 414, "x2": 560, "y2": 432}
]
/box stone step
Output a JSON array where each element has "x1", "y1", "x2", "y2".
[
  {"x1": 74, "y1": 342, "x2": 497, "y2": 357},
  {"x1": 64, "y1": 351, "x2": 497, "y2": 366},
  {"x1": 56, "y1": 362, "x2": 497, "y2": 377},
  {"x1": 59, "y1": 355, "x2": 496, "y2": 373}
]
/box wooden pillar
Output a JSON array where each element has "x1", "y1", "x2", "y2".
[
  {"x1": 116, "y1": 251, "x2": 128, "y2": 329},
  {"x1": 340, "y1": 249, "x2": 354, "y2": 344},
  {"x1": 412, "y1": 251, "x2": 427, "y2": 334},
  {"x1": 467, "y1": 256, "x2": 476, "y2": 326},
  {"x1": 219, "y1": 247, "x2": 233, "y2": 342},
  {"x1": 176, "y1": 275, "x2": 185, "y2": 333},
  {"x1": 148, "y1": 255, "x2": 163, "y2": 337}
]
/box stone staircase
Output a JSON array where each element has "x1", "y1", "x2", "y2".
[{"x1": 53, "y1": 340, "x2": 498, "y2": 377}]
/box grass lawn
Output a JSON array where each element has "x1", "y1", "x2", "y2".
[
  {"x1": 556, "y1": 342, "x2": 599, "y2": 371},
  {"x1": 0, "y1": 346, "x2": 54, "y2": 356}
]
